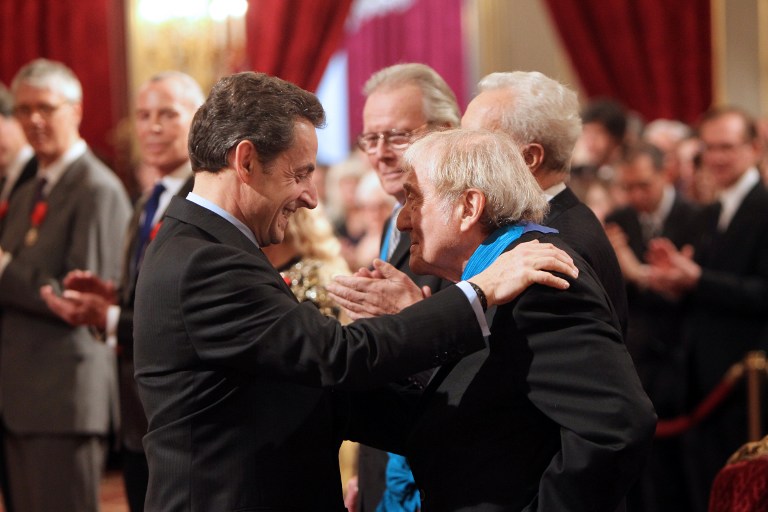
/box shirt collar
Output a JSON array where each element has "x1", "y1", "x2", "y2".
[
  {"x1": 158, "y1": 161, "x2": 193, "y2": 196},
  {"x1": 186, "y1": 191, "x2": 259, "y2": 248},
  {"x1": 717, "y1": 167, "x2": 760, "y2": 230},
  {"x1": 543, "y1": 181, "x2": 567, "y2": 201},
  {"x1": 36, "y1": 139, "x2": 87, "y2": 195}
]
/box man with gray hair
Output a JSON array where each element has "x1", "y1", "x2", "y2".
[
  {"x1": 462, "y1": 71, "x2": 628, "y2": 335},
  {"x1": 351, "y1": 62, "x2": 462, "y2": 511},
  {"x1": 0, "y1": 58, "x2": 131, "y2": 512},
  {"x1": 334, "y1": 71, "x2": 628, "y2": 339},
  {"x1": 40, "y1": 70, "x2": 205, "y2": 512},
  {"x1": 344, "y1": 129, "x2": 655, "y2": 511}
]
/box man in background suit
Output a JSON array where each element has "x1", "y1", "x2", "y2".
[
  {"x1": 460, "y1": 71, "x2": 628, "y2": 336},
  {"x1": 131, "y1": 71, "x2": 577, "y2": 512},
  {"x1": 0, "y1": 82, "x2": 34, "y2": 512},
  {"x1": 343, "y1": 129, "x2": 655, "y2": 511},
  {"x1": 348, "y1": 62, "x2": 461, "y2": 512},
  {"x1": 40, "y1": 71, "x2": 205, "y2": 512},
  {"x1": 605, "y1": 143, "x2": 699, "y2": 512},
  {"x1": 645, "y1": 106, "x2": 768, "y2": 510},
  {"x1": 0, "y1": 59, "x2": 131, "y2": 512}
]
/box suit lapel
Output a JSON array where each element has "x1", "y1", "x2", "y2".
[{"x1": 388, "y1": 231, "x2": 412, "y2": 268}]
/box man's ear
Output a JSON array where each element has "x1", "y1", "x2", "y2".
[
  {"x1": 523, "y1": 143, "x2": 545, "y2": 175},
  {"x1": 458, "y1": 189, "x2": 486, "y2": 232},
  {"x1": 232, "y1": 140, "x2": 260, "y2": 183}
]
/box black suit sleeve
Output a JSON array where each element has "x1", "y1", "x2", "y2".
[{"x1": 178, "y1": 243, "x2": 483, "y2": 390}]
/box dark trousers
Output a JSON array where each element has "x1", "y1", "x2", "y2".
[
  {"x1": 0, "y1": 420, "x2": 13, "y2": 512},
  {"x1": 122, "y1": 446, "x2": 148, "y2": 512}
]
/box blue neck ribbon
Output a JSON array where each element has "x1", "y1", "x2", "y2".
[{"x1": 461, "y1": 222, "x2": 558, "y2": 280}]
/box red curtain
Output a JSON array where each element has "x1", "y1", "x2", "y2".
[
  {"x1": 543, "y1": 0, "x2": 712, "y2": 124},
  {"x1": 0, "y1": 0, "x2": 128, "y2": 169},
  {"x1": 345, "y1": 0, "x2": 467, "y2": 143},
  {"x1": 245, "y1": 0, "x2": 354, "y2": 92}
]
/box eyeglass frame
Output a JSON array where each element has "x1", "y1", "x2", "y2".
[
  {"x1": 13, "y1": 101, "x2": 72, "y2": 120},
  {"x1": 356, "y1": 122, "x2": 432, "y2": 154}
]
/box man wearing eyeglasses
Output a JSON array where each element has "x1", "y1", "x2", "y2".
[
  {"x1": 346, "y1": 63, "x2": 460, "y2": 512},
  {"x1": 0, "y1": 59, "x2": 131, "y2": 512}
]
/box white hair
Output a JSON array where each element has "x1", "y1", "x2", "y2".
[
  {"x1": 147, "y1": 71, "x2": 206, "y2": 111},
  {"x1": 477, "y1": 71, "x2": 581, "y2": 175},
  {"x1": 364, "y1": 63, "x2": 460, "y2": 128},
  {"x1": 403, "y1": 129, "x2": 548, "y2": 229},
  {"x1": 11, "y1": 59, "x2": 82, "y2": 103}
]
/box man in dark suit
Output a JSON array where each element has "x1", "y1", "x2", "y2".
[
  {"x1": 0, "y1": 82, "x2": 35, "y2": 512},
  {"x1": 0, "y1": 59, "x2": 131, "y2": 512},
  {"x1": 604, "y1": 143, "x2": 699, "y2": 512},
  {"x1": 40, "y1": 71, "x2": 205, "y2": 512},
  {"x1": 460, "y1": 71, "x2": 628, "y2": 337},
  {"x1": 645, "y1": 107, "x2": 768, "y2": 510},
  {"x1": 343, "y1": 129, "x2": 655, "y2": 511},
  {"x1": 349, "y1": 62, "x2": 461, "y2": 511},
  {"x1": 130, "y1": 71, "x2": 578, "y2": 512}
]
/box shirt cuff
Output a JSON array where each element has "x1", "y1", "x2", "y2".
[
  {"x1": 105, "y1": 304, "x2": 120, "y2": 349},
  {"x1": 456, "y1": 281, "x2": 491, "y2": 337}
]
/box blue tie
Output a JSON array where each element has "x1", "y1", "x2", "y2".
[{"x1": 134, "y1": 182, "x2": 166, "y2": 270}]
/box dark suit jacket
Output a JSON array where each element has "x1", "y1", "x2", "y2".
[
  {"x1": 350, "y1": 232, "x2": 656, "y2": 512},
  {"x1": 357, "y1": 216, "x2": 455, "y2": 512},
  {"x1": 133, "y1": 197, "x2": 485, "y2": 512},
  {"x1": 0, "y1": 149, "x2": 131, "y2": 435},
  {"x1": 684, "y1": 181, "x2": 768, "y2": 398},
  {"x1": 545, "y1": 186, "x2": 629, "y2": 337},
  {"x1": 605, "y1": 194, "x2": 699, "y2": 415},
  {"x1": 116, "y1": 175, "x2": 194, "y2": 452}
]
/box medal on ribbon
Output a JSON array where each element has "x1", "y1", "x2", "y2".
[{"x1": 25, "y1": 201, "x2": 47, "y2": 246}]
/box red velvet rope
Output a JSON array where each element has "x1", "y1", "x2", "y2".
[{"x1": 655, "y1": 363, "x2": 744, "y2": 438}]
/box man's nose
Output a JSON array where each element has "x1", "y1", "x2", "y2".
[
  {"x1": 396, "y1": 207, "x2": 410, "y2": 231},
  {"x1": 300, "y1": 181, "x2": 318, "y2": 209}
]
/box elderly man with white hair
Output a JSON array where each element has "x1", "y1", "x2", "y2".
[{"x1": 334, "y1": 129, "x2": 655, "y2": 511}]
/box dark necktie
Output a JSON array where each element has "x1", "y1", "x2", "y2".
[
  {"x1": 134, "y1": 182, "x2": 166, "y2": 271},
  {"x1": 30, "y1": 177, "x2": 47, "y2": 212}
]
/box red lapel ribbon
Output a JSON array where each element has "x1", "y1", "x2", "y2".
[{"x1": 30, "y1": 201, "x2": 47, "y2": 227}]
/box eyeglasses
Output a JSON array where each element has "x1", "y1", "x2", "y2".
[
  {"x1": 701, "y1": 141, "x2": 752, "y2": 155},
  {"x1": 13, "y1": 102, "x2": 70, "y2": 120},
  {"x1": 357, "y1": 123, "x2": 431, "y2": 154}
]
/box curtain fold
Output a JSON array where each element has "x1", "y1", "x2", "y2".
[
  {"x1": 0, "y1": 0, "x2": 128, "y2": 168},
  {"x1": 543, "y1": 0, "x2": 712, "y2": 124},
  {"x1": 245, "y1": 0, "x2": 354, "y2": 92}
]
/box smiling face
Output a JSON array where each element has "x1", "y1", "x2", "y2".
[
  {"x1": 135, "y1": 78, "x2": 198, "y2": 175},
  {"x1": 700, "y1": 112, "x2": 759, "y2": 190},
  {"x1": 362, "y1": 84, "x2": 428, "y2": 204},
  {"x1": 13, "y1": 83, "x2": 81, "y2": 167},
  {"x1": 396, "y1": 165, "x2": 464, "y2": 281},
  {"x1": 244, "y1": 119, "x2": 319, "y2": 246}
]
